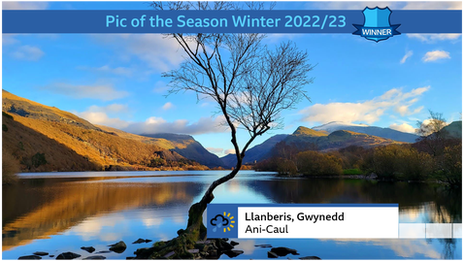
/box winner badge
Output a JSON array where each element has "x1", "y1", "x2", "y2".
[{"x1": 353, "y1": 7, "x2": 401, "y2": 42}]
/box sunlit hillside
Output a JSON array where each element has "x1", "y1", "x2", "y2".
[{"x1": 2, "y1": 90, "x2": 208, "y2": 172}]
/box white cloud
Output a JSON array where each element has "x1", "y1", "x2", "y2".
[
  {"x1": 401, "y1": 1, "x2": 461, "y2": 10},
  {"x1": 3, "y1": 2, "x2": 49, "y2": 10},
  {"x1": 11, "y1": 45, "x2": 44, "y2": 61},
  {"x1": 78, "y1": 65, "x2": 133, "y2": 77},
  {"x1": 78, "y1": 111, "x2": 130, "y2": 129},
  {"x1": 206, "y1": 147, "x2": 225, "y2": 156},
  {"x1": 224, "y1": 149, "x2": 236, "y2": 155},
  {"x1": 299, "y1": 87, "x2": 430, "y2": 124},
  {"x1": 92, "y1": 34, "x2": 184, "y2": 71},
  {"x1": 407, "y1": 34, "x2": 461, "y2": 43},
  {"x1": 123, "y1": 116, "x2": 228, "y2": 135},
  {"x1": 400, "y1": 51, "x2": 413, "y2": 64},
  {"x1": 162, "y1": 102, "x2": 174, "y2": 110},
  {"x1": 422, "y1": 50, "x2": 451, "y2": 62},
  {"x1": 43, "y1": 82, "x2": 129, "y2": 101},
  {"x1": 2, "y1": 34, "x2": 19, "y2": 45},
  {"x1": 76, "y1": 104, "x2": 130, "y2": 129},
  {"x1": 389, "y1": 123, "x2": 416, "y2": 133}
]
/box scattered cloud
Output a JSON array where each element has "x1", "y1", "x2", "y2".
[
  {"x1": 78, "y1": 65, "x2": 133, "y2": 77},
  {"x1": 299, "y1": 86, "x2": 430, "y2": 124},
  {"x1": 162, "y1": 102, "x2": 174, "y2": 110},
  {"x1": 400, "y1": 50, "x2": 413, "y2": 64},
  {"x1": 422, "y1": 50, "x2": 451, "y2": 62},
  {"x1": 407, "y1": 34, "x2": 461, "y2": 43},
  {"x1": 2, "y1": 34, "x2": 19, "y2": 45},
  {"x1": 401, "y1": 1, "x2": 461, "y2": 10},
  {"x1": 224, "y1": 149, "x2": 236, "y2": 155},
  {"x1": 92, "y1": 34, "x2": 184, "y2": 71},
  {"x1": 123, "y1": 116, "x2": 227, "y2": 135},
  {"x1": 206, "y1": 147, "x2": 226, "y2": 155},
  {"x1": 389, "y1": 123, "x2": 416, "y2": 133},
  {"x1": 77, "y1": 113, "x2": 128, "y2": 129},
  {"x1": 11, "y1": 45, "x2": 44, "y2": 61},
  {"x1": 76, "y1": 103, "x2": 228, "y2": 135},
  {"x1": 42, "y1": 82, "x2": 129, "y2": 101},
  {"x1": 3, "y1": 2, "x2": 49, "y2": 10}
]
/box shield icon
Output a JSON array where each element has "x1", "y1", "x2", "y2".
[{"x1": 353, "y1": 6, "x2": 401, "y2": 42}]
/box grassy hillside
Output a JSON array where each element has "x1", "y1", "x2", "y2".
[
  {"x1": 2, "y1": 112, "x2": 100, "y2": 172},
  {"x1": 2, "y1": 91, "x2": 208, "y2": 173},
  {"x1": 293, "y1": 126, "x2": 328, "y2": 136},
  {"x1": 3, "y1": 90, "x2": 99, "y2": 130}
]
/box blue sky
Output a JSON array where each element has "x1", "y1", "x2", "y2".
[{"x1": 2, "y1": 1, "x2": 462, "y2": 157}]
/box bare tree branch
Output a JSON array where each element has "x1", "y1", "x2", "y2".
[{"x1": 154, "y1": 1, "x2": 313, "y2": 214}]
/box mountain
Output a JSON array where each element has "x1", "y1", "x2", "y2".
[
  {"x1": 221, "y1": 134, "x2": 288, "y2": 168},
  {"x1": 2, "y1": 90, "x2": 208, "y2": 172},
  {"x1": 293, "y1": 126, "x2": 328, "y2": 136},
  {"x1": 442, "y1": 121, "x2": 462, "y2": 139},
  {"x1": 141, "y1": 133, "x2": 225, "y2": 168},
  {"x1": 313, "y1": 121, "x2": 419, "y2": 143},
  {"x1": 284, "y1": 126, "x2": 401, "y2": 151},
  {"x1": 222, "y1": 125, "x2": 402, "y2": 167}
]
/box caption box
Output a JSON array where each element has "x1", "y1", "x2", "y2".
[{"x1": 207, "y1": 204, "x2": 399, "y2": 239}]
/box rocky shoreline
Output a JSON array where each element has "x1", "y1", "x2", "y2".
[{"x1": 18, "y1": 238, "x2": 321, "y2": 260}]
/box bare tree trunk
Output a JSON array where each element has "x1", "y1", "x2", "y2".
[{"x1": 184, "y1": 158, "x2": 243, "y2": 239}]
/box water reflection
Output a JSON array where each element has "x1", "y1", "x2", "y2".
[
  {"x1": 243, "y1": 178, "x2": 462, "y2": 223},
  {"x1": 2, "y1": 172, "x2": 462, "y2": 259},
  {"x1": 3, "y1": 179, "x2": 205, "y2": 251}
]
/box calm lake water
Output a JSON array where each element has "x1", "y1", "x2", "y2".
[{"x1": 2, "y1": 170, "x2": 462, "y2": 259}]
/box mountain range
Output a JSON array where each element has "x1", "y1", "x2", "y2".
[
  {"x1": 312, "y1": 121, "x2": 419, "y2": 143},
  {"x1": 3, "y1": 90, "x2": 460, "y2": 172},
  {"x1": 220, "y1": 126, "x2": 404, "y2": 168}
]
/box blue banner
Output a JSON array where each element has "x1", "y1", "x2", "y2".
[{"x1": 2, "y1": 10, "x2": 462, "y2": 33}]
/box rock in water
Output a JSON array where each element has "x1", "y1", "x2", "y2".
[
  {"x1": 216, "y1": 240, "x2": 233, "y2": 251},
  {"x1": 83, "y1": 256, "x2": 106, "y2": 260},
  {"x1": 255, "y1": 244, "x2": 272, "y2": 248},
  {"x1": 132, "y1": 238, "x2": 151, "y2": 244},
  {"x1": 56, "y1": 252, "x2": 81, "y2": 259},
  {"x1": 80, "y1": 247, "x2": 95, "y2": 253},
  {"x1": 268, "y1": 251, "x2": 279, "y2": 258},
  {"x1": 270, "y1": 247, "x2": 299, "y2": 256},
  {"x1": 299, "y1": 256, "x2": 322, "y2": 260},
  {"x1": 18, "y1": 255, "x2": 42, "y2": 260},
  {"x1": 230, "y1": 241, "x2": 239, "y2": 246},
  {"x1": 108, "y1": 241, "x2": 127, "y2": 253},
  {"x1": 223, "y1": 250, "x2": 244, "y2": 258},
  {"x1": 33, "y1": 252, "x2": 48, "y2": 256}
]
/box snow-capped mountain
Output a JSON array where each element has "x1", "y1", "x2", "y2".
[{"x1": 312, "y1": 121, "x2": 419, "y2": 143}]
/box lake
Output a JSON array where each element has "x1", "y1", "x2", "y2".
[{"x1": 2, "y1": 170, "x2": 462, "y2": 259}]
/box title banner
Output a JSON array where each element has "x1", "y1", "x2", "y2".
[
  {"x1": 3, "y1": 10, "x2": 462, "y2": 33},
  {"x1": 207, "y1": 204, "x2": 399, "y2": 239}
]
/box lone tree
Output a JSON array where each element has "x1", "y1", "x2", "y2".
[{"x1": 151, "y1": 0, "x2": 314, "y2": 253}]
